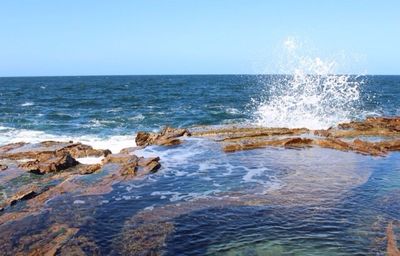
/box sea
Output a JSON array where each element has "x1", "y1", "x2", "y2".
[{"x1": 0, "y1": 74, "x2": 400, "y2": 255}]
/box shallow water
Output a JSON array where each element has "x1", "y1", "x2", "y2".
[{"x1": 0, "y1": 75, "x2": 400, "y2": 255}]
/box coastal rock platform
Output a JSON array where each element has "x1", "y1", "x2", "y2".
[{"x1": 0, "y1": 117, "x2": 399, "y2": 255}]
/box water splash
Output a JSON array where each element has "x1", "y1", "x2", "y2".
[{"x1": 254, "y1": 38, "x2": 364, "y2": 129}]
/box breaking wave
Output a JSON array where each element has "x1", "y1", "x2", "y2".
[
  {"x1": 0, "y1": 126, "x2": 136, "y2": 154},
  {"x1": 254, "y1": 38, "x2": 364, "y2": 129}
]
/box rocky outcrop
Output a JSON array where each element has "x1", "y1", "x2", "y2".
[
  {"x1": 224, "y1": 137, "x2": 313, "y2": 152},
  {"x1": 194, "y1": 117, "x2": 400, "y2": 156},
  {"x1": 78, "y1": 164, "x2": 102, "y2": 175},
  {"x1": 19, "y1": 153, "x2": 79, "y2": 174},
  {"x1": 135, "y1": 127, "x2": 190, "y2": 147},
  {"x1": 102, "y1": 153, "x2": 161, "y2": 176},
  {"x1": 0, "y1": 141, "x2": 110, "y2": 161}
]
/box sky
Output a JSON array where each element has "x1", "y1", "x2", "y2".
[{"x1": 0, "y1": 0, "x2": 399, "y2": 76}]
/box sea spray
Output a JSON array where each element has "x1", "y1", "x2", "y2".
[{"x1": 254, "y1": 38, "x2": 364, "y2": 129}]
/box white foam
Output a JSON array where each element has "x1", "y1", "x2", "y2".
[
  {"x1": 76, "y1": 156, "x2": 103, "y2": 165},
  {"x1": 73, "y1": 200, "x2": 85, "y2": 204},
  {"x1": 128, "y1": 114, "x2": 145, "y2": 121},
  {"x1": 0, "y1": 126, "x2": 136, "y2": 154},
  {"x1": 254, "y1": 38, "x2": 365, "y2": 129},
  {"x1": 20, "y1": 102, "x2": 34, "y2": 107}
]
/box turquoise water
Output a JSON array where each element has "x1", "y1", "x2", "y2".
[{"x1": 0, "y1": 75, "x2": 400, "y2": 255}]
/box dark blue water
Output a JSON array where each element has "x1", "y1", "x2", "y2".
[{"x1": 0, "y1": 75, "x2": 399, "y2": 139}]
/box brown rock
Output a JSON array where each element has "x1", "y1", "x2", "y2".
[
  {"x1": 19, "y1": 153, "x2": 79, "y2": 174},
  {"x1": 119, "y1": 146, "x2": 143, "y2": 154},
  {"x1": 224, "y1": 137, "x2": 313, "y2": 152},
  {"x1": 135, "y1": 126, "x2": 190, "y2": 147},
  {"x1": 142, "y1": 160, "x2": 161, "y2": 174},
  {"x1": 138, "y1": 156, "x2": 160, "y2": 167},
  {"x1": 376, "y1": 139, "x2": 400, "y2": 151},
  {"x1": 0, "y1": 141, "x2": 110, "y2": 161},
  {"x1": 119, "y1": 162, "x2": 137, "y2": 176},
  {"x1": 135, "y1": 131, "x2": 158, "y2": 147},
  {"x1": 102, "y1": 153, "x2": 139, "y2": 164},
  {"x1": 79, "y1": 164, "x2": 102, "y2": 175}
]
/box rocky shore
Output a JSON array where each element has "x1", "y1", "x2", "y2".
[{"x1": 0, "y1": 116, "x2": 399, "y2": 255}]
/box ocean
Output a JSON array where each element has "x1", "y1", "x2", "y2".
[{"x1": 0, "y1": 75, "x2": 400, "y2": 255}]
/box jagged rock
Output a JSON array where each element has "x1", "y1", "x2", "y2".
[
  {"x1": 0, "y1": 164, "x2": 7, "y2": 171},
  {"x1": 0, "y1": 141, "x2": 110, "y2": 161},
  {"x1": 119, "y1": 162, "x2": 138, "y2": 176},
  {"x1": 19, "y1": 153, "x2": 79, "y2": 174},
  {"x1": 224, "y1": 137, "x2": 313, "y2": 152},
  {"x1": 79, "y1": 164, "x2": 102, "y2": 175},
  {"x1": 138, "y1": 156, "x2": 160, "y2": 167},
  {"x1": 376, "y1": 139, "x2": 400, "y2": 151},
  {"x1": 135, "y1": 127, "x2": 190, "y2": 147},
  {"x1": 102, "y1": 153, "x2": 161, "y2": 176},
  {"x1": 137, "y1": 156, "x2": 161, "y2": 175},
  {"x1": 102, "y1": 153, "x2": 139, "y2": 164}
]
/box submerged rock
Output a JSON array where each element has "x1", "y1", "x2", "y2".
[
  {"x1": 0, "y1": 185, "x2": 49, "y2": 211},
  {"x1": 387, "y1": 222, "x2": 400, "y2": 256},
  {"x1": 0, "y1": 164, "x2": 7, "y2": 171},
  {"x1": 118, "y1": 221, "x2": 174, "y2": 255},
  {"x1": 135, "y1": 126, "x2": 190, "y2": 147}
]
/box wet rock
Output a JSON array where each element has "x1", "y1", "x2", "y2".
[
  {"x1": 19, "y1": 153, "x2": 79, "y2": 174},
  {"x1": 136, "y1": 126, "x2": 190, "y2": 147},
  {"x1": 376, "y1": 139, "x2": 400, "y2": 151},
  {"x1": 102, "y1": 154, "x2": 162, "y2": 176},
  {"x1": 138, "y1": 156, "x2": 160, "y2": 167},
  {"x1": 102, "y1": 153, "x2": 139, "y2": 164},
  {"x1": 78, "y1": 164, "x2": 102, "y2": 175},
  {"x1": 58, "y1": 235, "x2": 101, "y2": 256},
  {"x1": 0, "y1": 164, "x2": 7, "y2": 171},
  {"x1": 138, "y1": 157, "x2": 161, "y2": 175},
  {"x1": 119, "y1": 146, "x2": 143, "y2": 154},
  {"x1": 119, "y1": 162, "x2": 138, "y2": 176},
  {"x1": 224, "y1": 137, "x2": 313, "y2": 152},
  {"x1": 24, "y1": 224, "x2": 79, "y2": 256},
  {"x1": 387, "y1": 222, "x2": 400, "y2": 256},
  {"x1": 0, "y1": 185, "x2": 49, "y2": 211},
  {"x1": 0, "y1": 141, "x2": 110, "y2": 161},
  {"x1": 191, "y1": 126, "x2": 307, "y2": 137},
  {"x1": 0, "y1": 142, "x2": 27, "y2": 157}
]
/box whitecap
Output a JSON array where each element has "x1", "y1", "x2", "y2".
[
  {"x1": 128, "y1": 114, "x2": 145, "y2": 121},
  {"x1": 76, "y1": 156, "x2": 103, "y2": 165},
  {"x1": 20, "y1": 102, "x2": 34, "y2": 107}
]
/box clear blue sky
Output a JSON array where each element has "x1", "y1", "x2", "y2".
[{"x1": 1, "y1": 0, "x2": 399, "y2": 76}]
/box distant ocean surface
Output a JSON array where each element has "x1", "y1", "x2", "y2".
[{"x1": 0, "y1": 75, "x2": 399, "y2": 147}]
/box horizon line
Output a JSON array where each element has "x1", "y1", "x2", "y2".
[{"x1": 1, "y1": 73, "x2": 399, "y2": 78}]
